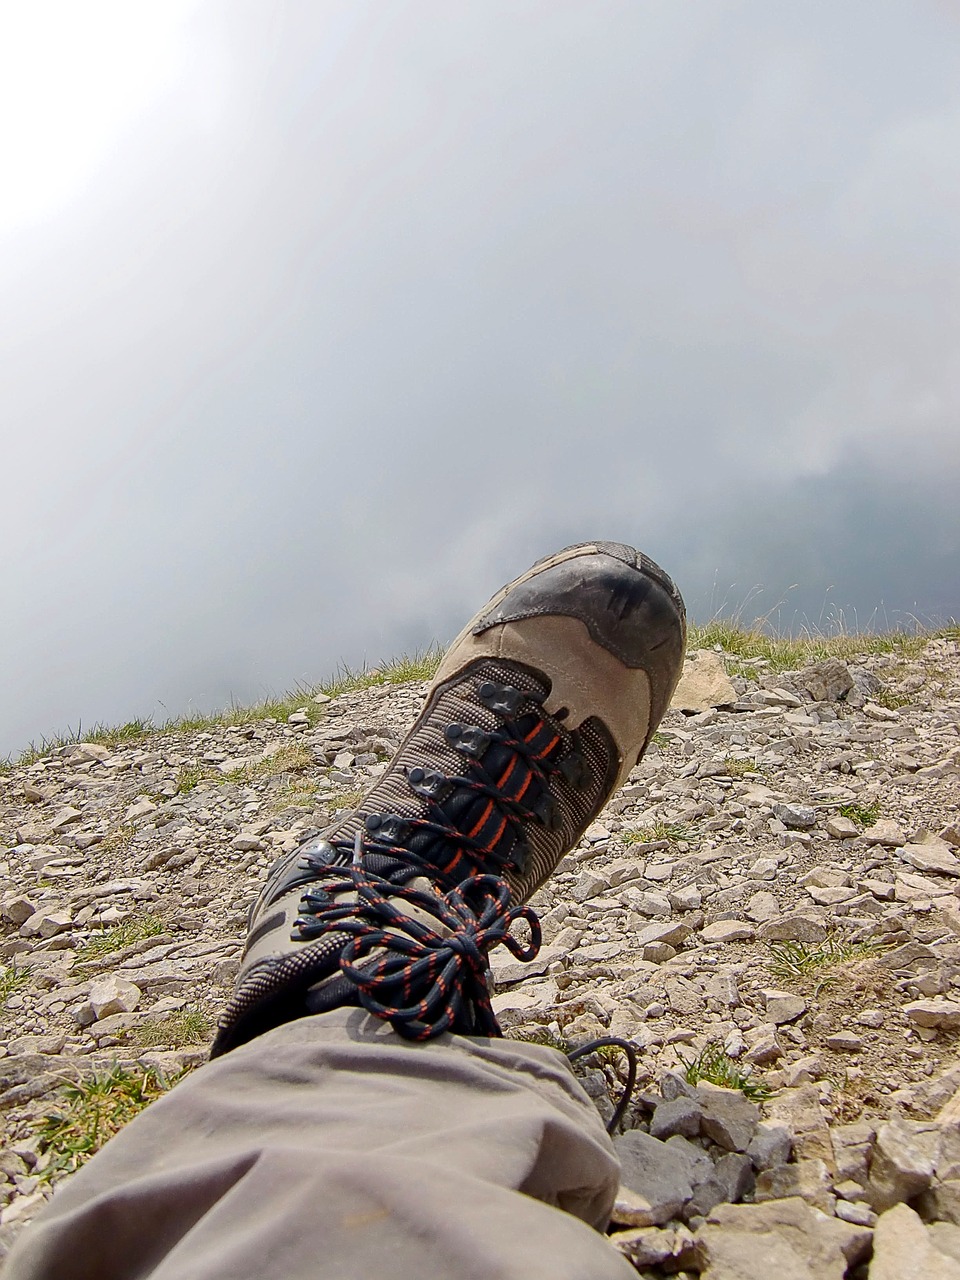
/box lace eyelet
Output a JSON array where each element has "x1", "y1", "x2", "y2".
[
  {"x1": 476, "y1": 682, "x2": 525, "y2": 717},
  {"x1": 444, "y1": 723, "x2": 492, "y2": 757}
]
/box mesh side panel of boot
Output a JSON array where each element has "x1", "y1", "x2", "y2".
[
  {"x1": 315, "y1": 659, "x2": 618, "y2": 903},
  {"x1": 509, "y1": 714, "x2": 617, "y2": 900}
]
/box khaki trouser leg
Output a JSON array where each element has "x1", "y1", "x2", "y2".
[{"x1": 5, "y1": 1010, "x2": 634, "y2": 1280}]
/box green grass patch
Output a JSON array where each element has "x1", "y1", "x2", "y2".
[
  {"x1": 724, "y1": 658, "x2": 762, "y2": 682},
  {"x1": 174, "y1": 765, "x2": 207, "y2": 794},
  {"x1": 679, "y1": 1041, "x2": 773, "y2": 1102},
  {"x1": 0, "y1": 962, "x2": 29, "y2": 1006},
  {"x1": 34, "y1": 1065, "x2": 183, "y2": 1180},
  {"x1": 321, "y1": 649, "x2": 443, "y2": 698},
  {"x1": 11, "y1": 719, "x2": 153, "y2": 768},
  {"x1": 75, "y1": 912, "x2": 166, "y2": 965},
  {"x1": 89, "y1": 718, "x2": 154, "y2": 748},
  {"x1": 874, "y1": 688, "x2": 914, "y2": 711},
  {"x1": 838, "y1": 801, "x2": 881, "y2": 827}
]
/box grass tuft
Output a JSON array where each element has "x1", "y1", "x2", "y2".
[
  {"x1": 722, "y1": 757, "x2": 756, "y2": 777},
  {"x1": 838, "y1": 801, "x2": 881, "y2": 827},
  {"x1": 725, "y1": 659, "x2": 762, "y2": 683},
  {"x1": 504, "y1": 1026, "x2": 570, "y2": 1053},
  {"x1": 3, "y1": 649, "x2": 443, "y2": 769},
  {"x1": 680, "y1": 1040, "x2": 773, "y2": 1101},
  {"x1": 586, "y1": 1041, "x2": 630, "y2": 1068},
  {"x1": 34, "y1": 1065, "x2": 183, "y2": 1180},
  {"x1": 623, "y1": 820, "x2": 691, "y2": 845},
  {"x1": 98, "y1": 822, "x2": 137, "y2": 856},
  {"x1": 766, "y1": 936, "x2": 886, "y2": 984},
  {"x1": 10, "y1": 720, "x2": 153, "y2": 768},
  {"x1": 271, "y1": 778, "x2": 321, "y2": 808},
  {"x1": 874, "y1": 688, "x2": 913, "y2": 711},
  {"x1": 75, "y1": 912, "x2": 166, "y2": 965},
  {"x1": 227, "y1": 742, "x2": 314, "y2": 783},
  {"x1": 329, "y1": 788, "x2": 364, "y2": 810},
  {"x1": 133, "y1": 1008, "x2": 212, "y2": 1049},
  {"x1": 5, "y1": 620, "x2": 954, "y2": 770},
  {"x1": 1, "y1": 961, "x2": 29, "y2": 1006},
  {"x1": 690, "y1": 619, "x2": 934, "y2": 674},
  {"x1": 321, "y1": 649, "x2": 444, "y2": 698},
  {"x1": 174, "y1": 765, "x2": 208, "y2": 794}
]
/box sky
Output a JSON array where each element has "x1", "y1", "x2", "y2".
[{"x1": 1, "y1": 0, "x2": 959, "y2": 755}]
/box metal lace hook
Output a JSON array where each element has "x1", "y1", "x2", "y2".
[{"x1": 352, "y1": 829, "x2": 364, "y2": 867}]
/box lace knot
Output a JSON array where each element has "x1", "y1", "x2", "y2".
[{"x1": 301, "y1": 862, "x2": 541, "y2": 1040}]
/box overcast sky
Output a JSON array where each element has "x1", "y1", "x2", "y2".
[{"x1": 1, "y1": 1, "x2": 958, "y2": 755}]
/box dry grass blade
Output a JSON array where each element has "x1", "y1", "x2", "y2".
[
  {"x1": 134, "y1": 1008, "x2": 212, "y2": 1049},
  {"x1": 623, "y1": 820, "x2": 691, "y2": 845},
  {"x1": 766, "y1": 936, "x2": 886, "y2": 985}
]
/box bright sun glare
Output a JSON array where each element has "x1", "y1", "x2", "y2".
[{"x1": 0, "y1": 1, "x2": 201, "y2": 235}]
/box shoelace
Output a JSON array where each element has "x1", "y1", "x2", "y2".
[
  {"x1": 330, "y1": 682, "x2": 568, "y2": 889},
  {"x1": 292, "y1": 681, "x2": 570, "y2": 1039},
  {"x1": 566, "y1": 1037, "x2": 639, "y2": 1134},
  {"x1": 298, "y1": 832, "x2": 541, "y2": 1039}
]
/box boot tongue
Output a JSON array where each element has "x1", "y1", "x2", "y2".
[
  {"x1": 302, "y1": 870, "x2": 456, "y2": 1021},
  {"x1": 351, "y1": 861, "x2": 456, "y2": 938}
]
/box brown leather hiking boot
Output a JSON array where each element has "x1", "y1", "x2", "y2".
[{"x1": 211, "y1": 542, "x2": 685, "y2": 1056}]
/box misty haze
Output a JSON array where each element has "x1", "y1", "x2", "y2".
[{"x1": 1, "y1": 1, "x2": 958, "y2": 757}]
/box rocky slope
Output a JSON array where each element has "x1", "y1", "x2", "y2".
[{"x1": 1, "y1": 634, "x2": 959, "y2": 1276}]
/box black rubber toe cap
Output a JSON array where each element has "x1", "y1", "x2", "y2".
[{"x1": 472, "y1": 548, "x2": 686, "y2": 726}]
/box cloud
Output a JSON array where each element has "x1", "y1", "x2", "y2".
[{"x1": 1, "y1": 1, "x2": 958, "y2": 753}]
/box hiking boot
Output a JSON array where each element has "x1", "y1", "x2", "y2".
[{"x1": 211, "y1": 541, "x2": 685, "y2": 1056}]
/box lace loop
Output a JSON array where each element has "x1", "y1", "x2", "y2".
[{"x1": 297, "y1": 860, "x2": 541, "y2": 1039}]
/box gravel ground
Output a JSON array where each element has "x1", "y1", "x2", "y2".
[{"x1": 2, "y1": 633, "x2": 959, "y2": 1275}]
